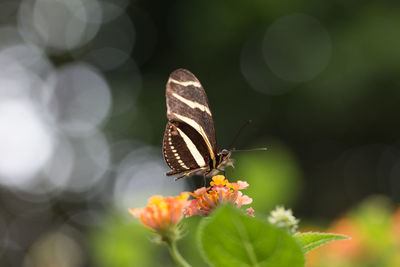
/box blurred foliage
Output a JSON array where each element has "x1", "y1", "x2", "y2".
[
  {"x1": 306, "y1": 196, "x2": 400, "y2": 267},
  {"x1": 233, "y1": 139, "x2": 303, "y2": 214},
  {"x1": 90, "y1": 211, "x2": 173, "y2": 267},
  {"x1": 90, "y1": 210, "x2": 208, "y2": 267},
  {"x1": 178, "y1": 216, "x2": 208, "y2": 266}
]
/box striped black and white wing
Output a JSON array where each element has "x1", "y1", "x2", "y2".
[
  {"x1": 163, "y1": 69, "x2": 218, "y2": 177},
  {"x1": 163, "y1": 121, "x2": 211, "y2": 176}
]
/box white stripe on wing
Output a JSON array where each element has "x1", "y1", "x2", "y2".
[
  {"x1": 172, "y1": 113, "x2": 215, "y2": 163},
  {"x1": 171, "y1": 93, "x2": 212, "y2": 116},
  {"x1": 176, "y1": 127, "x2": 206, "y2": 167},
  {"x1": 168, "y1": 77, "x2": 201, "y2": 88}
]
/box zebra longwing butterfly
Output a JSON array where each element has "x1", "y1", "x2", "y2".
[{"x1": 162, "y1": 69, "x2": 233, "y2": 180}]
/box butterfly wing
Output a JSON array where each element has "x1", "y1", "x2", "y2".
[
  {"x1": 163, "y1": 69, "x2": 218, "y2": 176},
  {"x1": 163, "y1": 121, "x2": 210, "y2": 177}
]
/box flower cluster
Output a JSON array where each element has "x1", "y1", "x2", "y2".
[
  {"x1": 268, "y1": 206, "x2": 299, "y2": 234},
  {"x1": 129, "y1": 192, "x2": 189, "y2": 241},
  {"x1": 129, "y1": 175, "x2": 253, "y2": 243},
  {"x1": 184, "y1": 175, "x2": 254, "y2": 217}
]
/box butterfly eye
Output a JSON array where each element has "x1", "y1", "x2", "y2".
[{"x1": 221, "y1": 149, "x2": 230, "y2": 156}]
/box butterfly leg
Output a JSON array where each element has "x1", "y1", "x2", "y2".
[
  {"x1": 202, "y1": 175, "x2": 208, "y2": 187},
  {"x1": 216, "y1": 169, "x2": 225, "y2": 176},
  {"x1": 174, "y1": 174, "x2": 188, "y2": 181},
  {"x1": 173, "y1": 167, "x2": 209, "y2": 181}
]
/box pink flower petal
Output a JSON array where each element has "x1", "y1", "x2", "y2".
[{"x1": 246, "y1": 207, "x2": 255, "y2": 217}]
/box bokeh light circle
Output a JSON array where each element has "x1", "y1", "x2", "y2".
[
  {"x1": 263, "y1": 13, "x2": 331, "y2": 82},
  {"x1": 0, "y1": 99, "x2": 53, "y2": 186},
  {"x1": 43, "y1": 135, "x2": 75, "y2": 191},
  {"x1": 44, "y1": 63, "x2": 112, "y2": 136},
  {"x1": 64, "y1": 132, "x2": 110, "y2": 192},
  {"x1": 240, "y1": 37, "x2": 294, "y2": 95},
  {"x1": 78, "y1": 12, "x2": 135, "y2": 71},
  {"x1": 113, "y1": 145, "x2": 185, "y2": 212},
  {"x1": 18, "y1": 0, "x2": 102, "y2": 52},
  {"x1": 23, "y1": 226, "x2": 84, "y2": 267}
]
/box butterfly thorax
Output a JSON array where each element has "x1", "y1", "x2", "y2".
[{"x1": 206, "y1": 149, "x2": 234, "y2": 177}]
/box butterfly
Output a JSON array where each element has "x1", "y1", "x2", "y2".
[{"x1": 162, "y1": 69, "x2": 234, "y2": 180}]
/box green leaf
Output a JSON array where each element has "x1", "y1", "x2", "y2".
[
  {"x1": 294, "y1": 232, "x2": 350, "y2": 253},
  {"x1": 89, "y1": 212, "x2": 175, "y2": 267},
  {"x1": 198, "y1": 205, "x2": 304, "y2": 267}
]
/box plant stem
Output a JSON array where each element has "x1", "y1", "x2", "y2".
[{"x1": 166, "y1": 240, "x2": 191, "y2": 267}]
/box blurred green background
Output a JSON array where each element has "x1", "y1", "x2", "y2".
[{"x1": 0, "y1": 0, "x2": 399, "y2": 266}]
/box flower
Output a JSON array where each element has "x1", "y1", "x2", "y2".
[
  {"x1": 129, "y1": 192, "x2": 189, "y2": 241},
  {"x1": 184, "y1": 175, "x2": 253, "y2": 217},
  {"x1": 393, "y1": 207, "x2": 400, "y2": 243},
  {"x1": 268, "y1": 206, "x2": 299, "y2": 233}
]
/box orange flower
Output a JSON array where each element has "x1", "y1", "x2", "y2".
[
  {"x1": 184, "y1": 175, "x2": 253, "y2": 217},
  {"x1": 129, "y1": 192, "x2": 189, "y2": 237},
  {"x1": 393, "y1": 207, "x2": 400, "y2": 243},
  {"x1": 306, "y1": 217, "x2": 364, "y2": 266}
]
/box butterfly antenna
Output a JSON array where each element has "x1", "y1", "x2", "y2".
[
  {"x1": 231, "y1": 147, "x2": 268, "y2": 152},
  {"x1": 229, "y1": 120, "x2": 253, "y2": 149}
]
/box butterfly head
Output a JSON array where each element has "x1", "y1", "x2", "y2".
[
  {"x1": 216, "y1": 149, "x2": 234, "y2": 170},
  {"x1": 220, "y1": 149, "x2": 231, "y2": 158}
]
